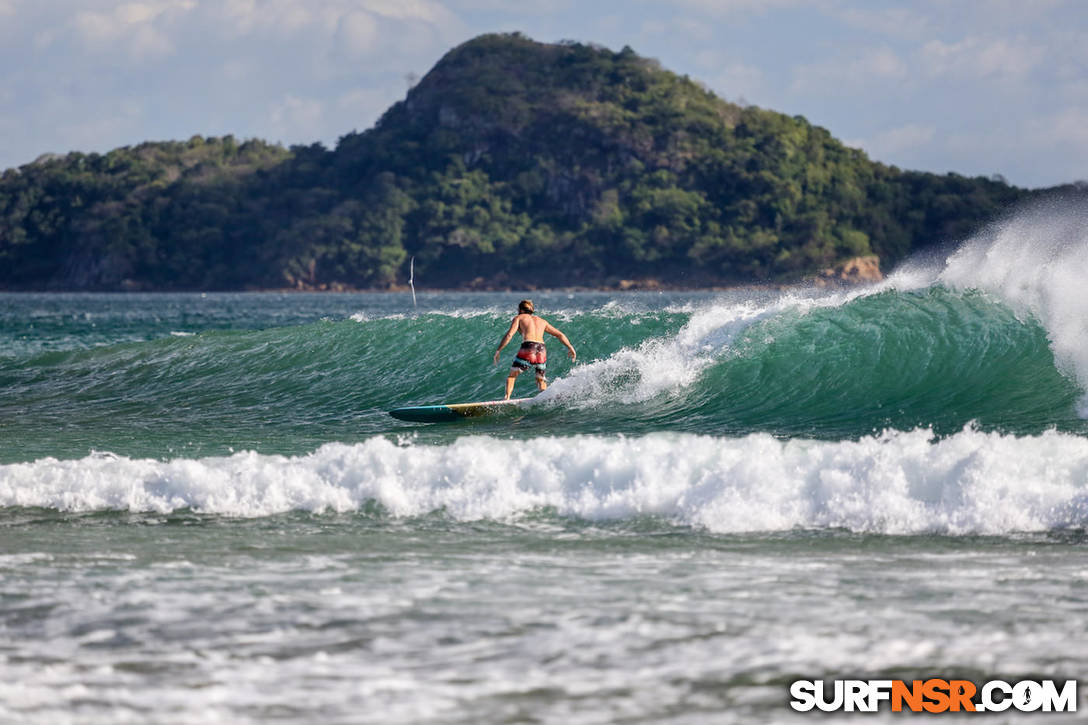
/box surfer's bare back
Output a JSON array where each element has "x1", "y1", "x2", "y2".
[{"x1": 493, "y1": 299, "x2": 576, "y2": 399}]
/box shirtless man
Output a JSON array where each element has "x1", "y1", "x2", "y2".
[{"x1": 493, "y1": 299, "x2": 576, "y2": 399}]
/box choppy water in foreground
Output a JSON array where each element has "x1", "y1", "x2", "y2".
[{"x1": 2, "y1": 204, "x2": 1088, "y2": 722}]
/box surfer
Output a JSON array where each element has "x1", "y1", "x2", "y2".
[{"x1": 493, "y1": 299, "x2": 576, "y2": 399}]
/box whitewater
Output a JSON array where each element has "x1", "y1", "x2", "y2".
[
  {"x1": 6, "y1": 429, "x2": 1088, "y2": 535},
  {"x1": 2, "y1": 201, "x2": 1087, "y2": 723}
]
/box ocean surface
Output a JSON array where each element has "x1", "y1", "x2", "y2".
[{"x1": 2, "y1": 205, "x2": 1087, "y2": 723}]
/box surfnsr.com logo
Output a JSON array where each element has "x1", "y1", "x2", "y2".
[{"x1": 789, "y1": 679, "x2": 1078, "y2": 713}]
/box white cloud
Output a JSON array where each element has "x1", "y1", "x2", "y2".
[
  {"x1": 595, "y1": 13, "x2": 623, "y2": 34},
  {"x1": 640, "y1": 19, "x2": 667, "y2": 36},
  {"x1": 54, "y1": 98, "x2": 148, "y2": 153},
  {"x1": 848, "y1": 123, "x2": 936, "y2": 159},
  {"x1": 1031, "y1": 108, "x2": 1088, "y2": 150},
  {"x1": 336, "y1": 86, "x2": 403, "y2": 126},
  {"x1": 937, "y1": 0, "x2": 1073, "y2": 33},
  {"x1": 830, "y1": 5, "x2": 931, "y2": 39},
  {"x1": 700, "y1": 58, "x2": 764, "y2": 104},
  {"x1": 334, "y1": 10, "x2": 379, "y2": 58},
  {"x1": 208, "y1": 0, "x2": 455, "y2": 40},
  {"x1": 360, "y1": 0, "x2": 456, "y2": 24},
  {"x1": 1051, "y1": 32, "x2": 1088, "y2": 81},
  {"x1": 1058, "y1": 78, "x2": 1088, "y2": 104},
  {"x1": 936, "y1": 108, "x2": 1088, "y2": 185},
  {"x1": 670, "y1": 17, "x2": 714, "y2": 42},
  {"x1": 263, "y1": 86, "x2": 405, "y2": 143},
  {"x1": 444, "y1": 0, "x2": 573, "y2": 11},
  {"x1": 129, "y1": 24, "x2": 174, "y2": 60},
  {"x1": 220, "y1": 57, "x2": 257, "y2": 82},
  {"x1": 268, "y1": 94, "x2": 325, "y2": 140},
  {"x1": 919, "y1": 36, "x2": 1045, "y2": 80},
  {"x1": 660, "y1": 0, "x2": 801, "y2": 18},
  {"x1": 790, "y1": 46, "x2": 906, "y2": 93},
  {"x1": 217, "y1": 0, "x2": 311, "y2": 35},
  {"x1": 188, "y1": 1, "x2": 462, "y2": 62},
  {"x1": 640, "y1": 16, "x2": 713, "y2": 42},
  {"x1": 116, "y1": 3, "x2": 163, "y2": 25},
  {"x1": 860, "y1": 47, "x2": 907, "y2": 78},
  {"x1": 217, "y1": 0, "x2": 259, "y2": 34},
  {"x1": 69, "y1": 0, "x2": 195, "y2": 60},
  {"x1": 23, "y1": 0, "x2": 466, "y2": 81},
  {"x1": 32, "y1": 28, "x2": 56, "y2": 50},
  {"x1": 71, "y1": 11, "x2": 114, "y2": 44}
]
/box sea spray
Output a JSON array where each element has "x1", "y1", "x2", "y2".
[{"x1": 940, "y1": 198, "x2": 1088, "y2": 415}]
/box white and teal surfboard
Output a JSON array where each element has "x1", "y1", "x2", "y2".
[{"x1": 389, "y1": 398, "x2": 531, "y2": 422}]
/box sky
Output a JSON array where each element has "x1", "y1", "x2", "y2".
[{"x1": 1, "y1": 0, "x2": 1085, "y2": 188}]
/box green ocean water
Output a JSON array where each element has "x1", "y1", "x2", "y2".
[
  {"x1": 3, "y1": 208, "x2": 1088, "y2": 722},
  {"x1": 1, "y1": 285, "x2": 1083, "y2": 464}
]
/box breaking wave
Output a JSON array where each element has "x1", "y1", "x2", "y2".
[{"x1": 4, "y1": 428, "x2": 1088, "y2": 535}]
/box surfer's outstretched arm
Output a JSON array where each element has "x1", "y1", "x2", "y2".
[
  {"x1": 545, "y1": 322, "x2": 576, "y2": 361},
  {"x1": 493, "y1": 317, "x2": 519, "y2": 364}
]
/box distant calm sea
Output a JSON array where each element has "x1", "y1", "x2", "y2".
[{"x1": 2, "y1": 206, "x2": 1087, "y2": 723}]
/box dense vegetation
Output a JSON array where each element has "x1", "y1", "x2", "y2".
[{"x1": 0, "y1": 33, "x2": 1065, "y2": 290}]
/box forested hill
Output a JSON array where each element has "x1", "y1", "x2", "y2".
[{"x1": 0, "y1": 33, "x2": 1065, "y2": 291}]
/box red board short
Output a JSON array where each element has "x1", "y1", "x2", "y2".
[{"x1": 511, "y1": 341, "x2": 547, "y2": 377}]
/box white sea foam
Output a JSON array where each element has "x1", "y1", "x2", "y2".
[
  {"x1": 3, "y1": 428, "x2": 1086, "y2": 533},
  {"x1": 939, "y1": 200, "x2": 1088, "y2": 414}
]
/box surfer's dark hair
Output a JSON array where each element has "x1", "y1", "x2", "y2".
[{"x1": 518, "y1": 299, "x2": 534, "y2": 314}]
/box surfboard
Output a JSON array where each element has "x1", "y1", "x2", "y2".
[{"x1": 389, "y1": 398, "x2": 531, "y2": 422}]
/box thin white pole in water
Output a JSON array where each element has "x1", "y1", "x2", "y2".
[{"x1": 409, "y1": 256, "x2": 417, "y2": 311}]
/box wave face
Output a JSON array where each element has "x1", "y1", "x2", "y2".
[
  {"x1": 2, "y1": 285, "x2": 1083, "y2": 463},
  {"x1": 3, "y1": 428, "x2": 1088, "y2": 534},
  {"x1": 542, "y1": 284, "x2": 1080, "y2": 438}
]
